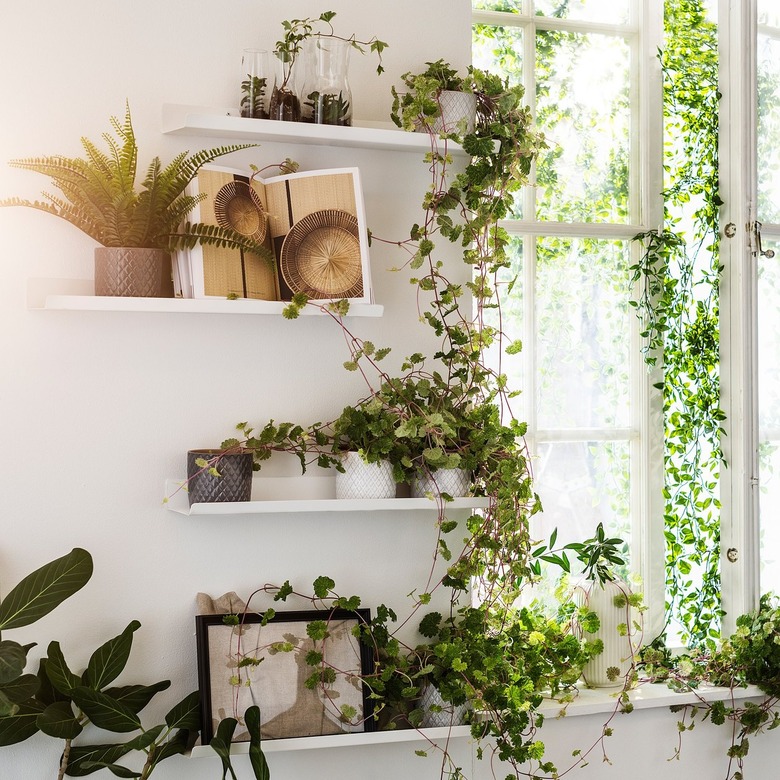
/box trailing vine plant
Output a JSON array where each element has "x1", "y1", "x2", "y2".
[{"x1": 630, "y1": 0, "x2": 724, "y2": 648}]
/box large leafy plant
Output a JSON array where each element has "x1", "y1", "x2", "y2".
[
  {"x1": 0, "y1": 548, "x2": 93, "y2": 720},
  {"x1": 0, "y1": 104, "x2": 272, "y2": 259}
]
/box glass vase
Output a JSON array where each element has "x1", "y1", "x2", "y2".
[
  {"x1": 239, "y1": 49, "x2": 275, "y2": 119},
  {"x1": 299, "y1": 37, "x2": 353, "y2": 126}
]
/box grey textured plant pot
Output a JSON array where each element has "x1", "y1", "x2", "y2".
[
  {"x1": 187, "y1": 449, "x2": 253, "y2": 506},
  {"x1": 94, "y1": 247, "x2": 174, "y2": 297},
  {"x1": 419, "y1": 683, "x2": 470, "y2": 728}
]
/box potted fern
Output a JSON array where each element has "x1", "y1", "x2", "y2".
[{"x1": 0, "y1": 104, "x2": 271, "y2": 297}]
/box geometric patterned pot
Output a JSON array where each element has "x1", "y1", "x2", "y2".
[
  {"x1": 335, "y1": 452, "x2": 396, "y2": 499},
  {"x1": 419, "y1": 683, "x2": 469, "y2": 728},
  {"x1": 411, "y1": 468, "x2": 471, "y2": 498},
  {"x1": 433, "y1": 91, "x2": 476, "y2": 135},
  {"x1": 94, "y1": 247, "x2": 174, "y2": 297},
  {"x1": 186, "y1": 449, "x2": 253, "y2": 506}
]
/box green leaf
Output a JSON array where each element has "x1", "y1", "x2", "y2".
[
  {"x1": 37, "y1": 700, "x2": 82, "y2": 739},
  {"x1": 164, "y1": 690, "x2": 200, "y2": 731},
  {"x1": 65, "y1": 744, "x2": 133, "y2": 777},
  {"x1": 0, "y1": 673, "x2": 39, "y2": 706},
  {"x1": 0, "y1": 641, "x2": 27, "y2": 684},
  {"x1": 83, "y1": 621, "x2": 141, "y2": 691},
  {"x1": 147, "y1": 728, "x2": 193, "y2": 767},
  {"x1": 245, "y1": 705, "x2": 270, "y2": 780},
  {"x1": 210, "y1": 717, "x2": 239, "y2": 780},
  {"x1": 70, "y1": 687, "x2": 140, "y2": 733},
  {"x1": 104, "y1": 680, "x2": 171, "y2": 714},
  {"x1": 0, "y1": 698, "x2": 45, "y2": 745},
  {"x1": 0, "y1": 548, "x2": 93, "y2": 630},
  {"x1": 123, "y1": 723, "x2": 164, "y2": 751},
  {"x1": 43, "y1": 641, "x2": 82, "y2": 695}
]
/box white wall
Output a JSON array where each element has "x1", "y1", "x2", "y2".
[{"x1": 0, "y1": 1, "x2": 777, "y2": 778}]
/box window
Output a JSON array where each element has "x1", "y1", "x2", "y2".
[
  {"x1": 471, "y1": 2, "x2": 666, "y2": 635},
  {"x1": 757, "y1": 4, "x2": 780, "y2": 595}
]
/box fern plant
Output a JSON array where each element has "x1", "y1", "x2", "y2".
[{"x1": 0, "y1": 104, "x2": 272, "y2": 261}]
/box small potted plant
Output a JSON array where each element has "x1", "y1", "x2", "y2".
[
  {"x1": 391, "y1": 59, "x2": 476, "y2": 135},
  {"x1": 270, "y1": 10, "x2": 388, "y2": 124},
  {"x1": 0, "y1": 104, "x2": 271, "y2": 297},
  {"x1": 331, "y1": 396, "x2": 404, "y2": 499},
  {"x1": 533, "y1": 523, "x2": 644, "y2": 688}
]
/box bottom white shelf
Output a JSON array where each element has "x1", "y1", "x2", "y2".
[{"x1": 190, "y1": 725, "x2": 472, "y2": 757}]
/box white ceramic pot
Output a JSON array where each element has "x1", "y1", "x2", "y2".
[
  {"x1": 335, "y1": 451, "x2": 396, "y2": 499},
  {"x1": 411, "y1": 468, "x2": 471, "y2": 498},
  {"x1": 573, "y1": 578, "x2": 638, "y2": 688},
  {"x1": 433, "y1": 90, "x2": 476, "y2": 134},
  {"x1": 419, "y1": 683, "x2": 469, "y2": 728}
]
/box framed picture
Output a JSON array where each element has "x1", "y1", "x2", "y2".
[{"x1": 196, "y1": 608, "x2": 374, "y2": 743}]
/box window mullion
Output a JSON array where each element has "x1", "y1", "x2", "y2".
[{"x1": 718, "y1": 0, "x2": 760, "y2": 633}]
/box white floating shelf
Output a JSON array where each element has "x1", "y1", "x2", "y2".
[
  {"x1": 162, "y1": 103, "x2": 465, "y2": 154},
  {"x1": 190, "y1": 725, "x2": 472, "y2": 758},
  {"x1": 165, "y1": 479, "x2": 489, "y2": 516},
  {"x1": 27, "y1": 279, "x2": 383, "y2": 317}
]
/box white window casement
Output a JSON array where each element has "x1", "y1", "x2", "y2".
[
  {"x1": 472, "y1": 0, "x2": 780, "y2": 640},
  {"x1": 753, "y1": 4, "x2": 780, "y2": 602},
  {"x1": 471, "y1": 1, "x2": 666, "y2": 637}
]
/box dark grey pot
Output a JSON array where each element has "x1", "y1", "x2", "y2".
[{"x1": 187, "y1": 449, "x2": 253, "y2": 506}]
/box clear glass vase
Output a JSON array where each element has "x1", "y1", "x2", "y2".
[
  {"x1": 299, "y1": 37, "x2": 353, "y2": 126},
  {"x1": 239, "y1": 49, "x2": 275, "y2": 119}
]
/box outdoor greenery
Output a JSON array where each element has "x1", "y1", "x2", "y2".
[{"x1": 631, "y1": 0, "x2": 723, "y2": 647}]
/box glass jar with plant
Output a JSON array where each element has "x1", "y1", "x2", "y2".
[{"x1": 269, "y1": 10, "x2": 387, "y2": 124}]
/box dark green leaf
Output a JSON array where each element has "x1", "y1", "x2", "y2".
[
  {"x1": 164, "y1": 690, "x2": 200, "y2": 731},
  {"x1": 37, "y1": 700, "x2": 82, "y2": 739},
  {"x1": 0, "y1": 641, "x2": 27, "y2": 685},
  {"x1": 83, "y1": 621, "x2": 141, "y2": 691},
  {"x1": 104, "y1": 681, "x2": 171, "y2": 714},
  {"x1": 0, "y1": 698, "x2": 45, "y2": 745},
  {"x1": 70, "y1": 687, "x2": 140, "y2": 733},
  {"x1": 245, "y1": 706, "x2": 270, "y2": 780},
  {"x1": 65, "y1": 744, "x2": 133, "y2": 777},
  {"x1": 44, "y1": 642, "x2": 81, "y2": 695},
  {"x1": 0, "y1": 548, "x2": 93, "y2": 630}
]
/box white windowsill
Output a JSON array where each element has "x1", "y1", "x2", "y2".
[{"x1": 189, "y1": 682, "x2": 766, "y2": 757}]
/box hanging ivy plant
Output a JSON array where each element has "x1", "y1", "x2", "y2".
[{"x1": 630, "y1": 0, "x2": 724, "y2": 648}]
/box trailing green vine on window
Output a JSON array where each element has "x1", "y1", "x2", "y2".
[{"x1": 631, "y1": 0, "x2": 724, "y2": 648}]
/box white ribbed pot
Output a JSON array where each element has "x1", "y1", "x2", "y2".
[
  {"x1": 411, "y1": 468, "x2": 471, "y2": 498},
  {"x1": 335, "y1": 452, "x2": 396, "y2": 499},
  {"x1": 573, "y1": 578, "x2": 637, "y2": 688}
]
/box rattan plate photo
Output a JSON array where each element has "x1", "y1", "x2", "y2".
[
  {"x1": 280, "y1": 209, "x2": 363, "y2": 298},
  {"x1": 213, "y1": 180, "x2": 267, "y2": 243}
]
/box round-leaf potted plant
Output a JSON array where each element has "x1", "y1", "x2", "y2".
[{"x1": 0, "y1": 103, "x2": 271, "y2": 297}]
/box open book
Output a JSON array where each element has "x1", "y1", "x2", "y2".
[{"x1": 175, "y1": 166, "x2": 373, "y2": 304}]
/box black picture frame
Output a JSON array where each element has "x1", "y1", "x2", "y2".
[{"x1": 196, "y1": 608, "x2": 374, "y2": 744}]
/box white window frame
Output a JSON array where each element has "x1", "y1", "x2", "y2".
[{"x1": 471, "y1": 2, "x2": 666, "y2": 637}]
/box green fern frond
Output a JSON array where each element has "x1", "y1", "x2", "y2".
[
  {"x1": 172, "y1": 222, "x2": 275, "y2": 264},
  {"x1": 1, "y1": 105, "x2": 257, "y2": 250}
]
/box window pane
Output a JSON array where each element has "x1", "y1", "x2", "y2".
[
  {"x1": 531, "y1": 440, "x2": 632, "y2": 565},
  {"x1": 534, "y1": 0, "x2": 629, "y2": 24},
  {"x1": 758, "y1": 30, "x2": 780, "y2": 224},
  {"x1": 472, "y1": 24, "x2": 523, "y2": 87},
  {"x1": 535, "y1": 30, "x2": 631, "y2": 223},
  {"x1": 758, "y1": 239, "x2": 780, "y2": 594},
  {"x1": 759, "y1": 2, "x2": 780, "y2": 27},
  {"x1": 473, "y1": 0, "x2": 524, "y2": 11},
  {"x1": 536, "y1": 238, "x2": 631, "y2": 428}
]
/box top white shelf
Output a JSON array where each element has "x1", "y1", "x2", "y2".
[{"x1": 161, "y1": 104, "x2": 465, "y2": 154}]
